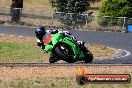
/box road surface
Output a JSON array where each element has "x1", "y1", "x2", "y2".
[{"x1": 0, "y1": 26, "x2": 132, "y2": 64}]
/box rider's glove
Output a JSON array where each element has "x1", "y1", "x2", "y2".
[
  {"x1": 43, "y1": 49, "x2": 48, "y2": 53},
  {"x1": 36, "y1": 39, "x2": 45, "y2": 49},
  {"x1": 36, "y1": 39, "x2": 42, "y2": 47},
  {"x1": 52, "y1": 30, "x2": 58, "y2": 34},
  {"x1": 37, "y1": 42, "x2": 42, "y2": 47}
]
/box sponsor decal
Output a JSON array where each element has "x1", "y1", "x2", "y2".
[{"x1": 76, "y1": 67, "x2": 131, "y2": 85}]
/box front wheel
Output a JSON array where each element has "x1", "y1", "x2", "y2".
[
  {"x1": 54, "y1": 43, "x2": 75, "y2": 63},
  {"x1": 84, "y1": 50, "x2": 93, "y2": 63},
  {"x1": 81, "y1": 46, "x2": 93, "y2": 63},
  {"x1": 49, "y1": 53, "x2": 58, "y2": 63}
]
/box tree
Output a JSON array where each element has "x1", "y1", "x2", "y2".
[
  {"x1": 50, "y1": 0, "x2": 98, "y2": 13},
  {"x1": 99, "y1": 0, "x2": 132, "y2": 17},
  {"x1": 98, "y1": 0, "x2": 132, "y2": 26},
  {"x1": 49, "y1": 0, "x2": 98, "y2": 29},
  {"x1": 11, "y1": 0, "x2": 23, "y2": 23}
]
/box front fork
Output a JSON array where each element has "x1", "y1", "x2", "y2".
[
  {"x1": 75, "y1": 46, "x2": 86, "y2": 61},
  {"x1": 50, "y1": 53, "x2": 59, "y2": 61}
]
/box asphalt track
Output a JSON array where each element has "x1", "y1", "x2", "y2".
[{"x1": 0, "y1": 26, "x2": 132, "y2": 64}]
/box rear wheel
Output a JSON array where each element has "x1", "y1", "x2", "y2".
[
  {"x1": 49, "y1": 53, "x2": 58, "y2": 63},
  {"x1": 54, "y1": 43, "x2": 75, "y2": 63}
]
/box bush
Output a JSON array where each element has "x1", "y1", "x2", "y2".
[
  {"x1": 99, "y1": 0, "x2": 132, "y2": 17},
  {"x1": 49, "y1": 0, "x2": 95, "y2": 29},
  {"x1": 97, "y1": 17, "x2": 111, "y2": 26},
  {"x1": 49, "y1": 0, "x2": 92, "y2": 13},
  {"x1": 98, "y1": 0, "x2": 132, "y2": 26}
]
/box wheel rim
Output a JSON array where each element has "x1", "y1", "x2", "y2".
[{"x1": 59, "y1": 44, "x2": 73, "y2": 57}]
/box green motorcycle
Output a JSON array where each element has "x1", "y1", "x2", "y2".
[{"x1": 43, "y1": 33, "x2": 93, "y2": 63}]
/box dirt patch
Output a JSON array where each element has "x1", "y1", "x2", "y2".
[
  {"x1": 87, "y1": 44, "x2": 115, "y2": 58},
  {"x1": 0, "y1": 66, "x2": 131, "y2": 81},
  {"x1": 0, "y1": 34, "x2": 35, "y2": 44}
]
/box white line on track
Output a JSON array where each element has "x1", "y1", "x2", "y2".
[
  {"x1": 18, "y1": 36, "x2": 23, "y2": 38},
  {"x1": 95, "y1": 48, "x2": 131, "y2": 61},
  {"x1": 0, "y1": 34, "x2": 5, "y2": 36},
  {"x1": 9, "y1": 35, "x2": 14, "y2": 37}
]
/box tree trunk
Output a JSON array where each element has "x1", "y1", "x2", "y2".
[{"x1": 10, "y1": 0, "x2": 23, "y2": 23}]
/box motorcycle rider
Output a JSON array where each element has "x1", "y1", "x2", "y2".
[{"x1": 35, "y1": 26, "x2": 85, "y2": 50}]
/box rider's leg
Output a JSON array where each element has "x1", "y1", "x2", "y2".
[
  {"x1": 69, "y1": 35, "x2": 85, "y2": 46},
  {"x1": 77, "y1": 41, "x2": 85, "y2": 46}
]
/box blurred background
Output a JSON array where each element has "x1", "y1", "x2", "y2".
[{"x1": 0, "y1": 0, "x2": 131, "y2": 32}]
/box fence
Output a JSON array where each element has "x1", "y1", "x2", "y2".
[
  {"x1": 92, "y1": 16, "x2": 129, "y2": 32},
  {"x1": 0, "y1": 7, "x2": 132, "y2": 32}
]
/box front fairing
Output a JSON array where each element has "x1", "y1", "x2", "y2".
[
  {"x1": 43, "y1": 33, "x2": 85, "y2": 61},
  {"x1": 62, "y1": 37, "x2": 85, "y2": 60},
  {"x1": 44, "y1": 33, "x2": 64, "y2": 52}
]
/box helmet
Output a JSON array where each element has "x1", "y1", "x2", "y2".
[{"x1": 35, "y1": 26, "x2": 46, "y2": 35}]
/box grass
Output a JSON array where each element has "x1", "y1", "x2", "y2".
[
  {"x1": 0, "y1": 35, "x2": 114, "y2": 62},
  {"x1": 0, "y1": 41, "x2": 114, "y2": 63},
  {"x1": 0, "y1": 42, "x2": 49, "y2": 63},
  {"x1": 0, "y1": 0, "x2": 53, "y2": 11},
  {"x1": 0, "y1": 66, "x2": 131, "y2": 88},
  {"x1": 23, "y1": 0, "x2": 53, "y2": 10},
  {"x1": 0, "y1": 77, "x2": 131, "y2": 88}
]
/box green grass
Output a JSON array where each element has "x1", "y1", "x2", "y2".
[
  {"x1": 0, "y1": 40, "x2": 115, "y2": 62},
  {"x1": 0, "y1": 42, "x2": 49, "y2": 62},
  {"x1": 0, "y1": 76, "x2": 131, "y2": 88}
]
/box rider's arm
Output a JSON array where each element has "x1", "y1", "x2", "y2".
[
  {"x1": 35, "y1": 32, "x2": 45, "y2": 49},
  {"x1": 36, "y1": 39, "x2": 45, "y2": 49},
  {"x1": 58, "y1": 30, "x2": 71, "y2": 35},
  {"x1": 46, "y1": 30, "x2": 58, "y2": 34}
]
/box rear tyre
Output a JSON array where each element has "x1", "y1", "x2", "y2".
[
  {"x1": 54, "y1": 44, "x2": 75, "y2": 63},
  {"x1": 49, "y1": 53, "x2": 58, "y2": 63}
]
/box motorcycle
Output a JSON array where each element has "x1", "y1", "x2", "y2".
[{"x1": 43, "y1": 33, "x2": 93, "y2": 63}]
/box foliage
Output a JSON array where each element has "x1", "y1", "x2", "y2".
[
  {"x1": 49, "y1": 0, "x2": 96, "y2": 13},
  {"x1": 99, "y1": 0, "x2": 132, "y2": 17},
  {"x1": 49, "y1": 0, "x2": 96, "y2": 29},
  {"x1": 98, "y1": 0, "x2": 132, "y2": 26}
]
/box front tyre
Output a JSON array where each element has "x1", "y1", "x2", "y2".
[
  {"x1": 49, "y1": 53, "x2": 58, "y2": 63},
  {"x1": 54, "y1": 44, "x2": 75, "y2": 63},
  {"x1": 81, "y1": 46, "x2": 93, "y2": 63},
  {"x1": 84, "y1": 50, "x2": 93, "y2": 63}
]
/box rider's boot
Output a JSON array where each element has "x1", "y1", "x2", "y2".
[{"x1": 77, "y1": 41, "x2": 85, "y2": 46}]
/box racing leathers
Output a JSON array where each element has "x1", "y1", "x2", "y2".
[{"x1": 36, "y1": 29, "x2": 84, "y2": 51}]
